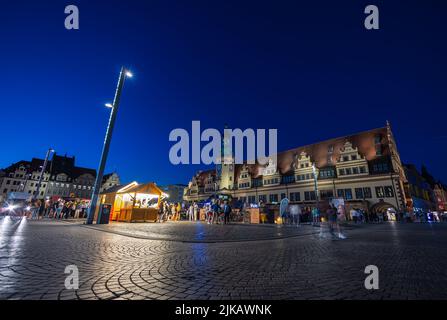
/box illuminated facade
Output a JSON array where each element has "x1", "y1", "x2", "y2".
[
  {"x1": 184, "y1": 122, "x2": 409, "y2": 215},
  {"x1": 0, "y1": 154, "x2": 120, "y2": 201}
]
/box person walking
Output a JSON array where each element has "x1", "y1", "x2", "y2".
[{"x1": 223, "y1": 201, "x2": 231, "y2": 225}]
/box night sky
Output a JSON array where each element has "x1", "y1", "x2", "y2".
[{"x1": 1, "y1": 0, "x2": 446, "y2": 185}]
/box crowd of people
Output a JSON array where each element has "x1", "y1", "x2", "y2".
[
  {"x1": 156, "y1": 200, "x2": 233, "y2": 225},
  {"x1": 4, "y1": 199, "x2": 90, "y2": 220}
]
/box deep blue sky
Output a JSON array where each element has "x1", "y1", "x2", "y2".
[{"x1": 1, "y1": 0, "x2": 446, "y2": 185}]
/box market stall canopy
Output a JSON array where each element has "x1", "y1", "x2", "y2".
[
  {"x1": 123, "y1": 182, "x2": 164, "y2": 196},
  {"x1": 101, "y1": 182, "x2": 138, "y2": 195}
]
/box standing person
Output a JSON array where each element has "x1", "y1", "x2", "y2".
[
  {"x1": 212, "y1": 201, "x2": 220, "y2": 224},
  {"x1": 177, "y1": 202, "x2": 182, "y2": 221},
  {"x1": 171, "y1": 203, "x2": 176, "y2": 221},
  {"x1": 193, "y1": 202, "x2": 199, "y2": 221},
  {"x1": 336, "y1": 205, "x2": 347, "y2": 239},
  {"x1": 31, "y1": 201, "x2": 39, "y2": 220},
  {"x1": 157, "y1": 201, "x2": 164, "y2": 223},
  {"x1": 223, "y1": 201, "x2": 231, "y2": 225},
  {"x1": 188, "y1": 204, "x2": 194, "y2": 221},
  {"x1": 311, "y1": 206, "x2": 320, "y2": 226},
  {"x1": 38, "y1": 200, "x2": 45, "y2": 220},
  {"x1": 70, "y1": 202, "x2": 76, "y2": 219},
  {"x1": 350, "y1": 208, "x2": 358, "y2": 223},
  {"x1": 74, "y1": 202, "x2": 81, "y2": 219}
]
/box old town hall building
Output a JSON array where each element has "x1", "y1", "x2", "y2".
[{"x1": 184, "y1": 122, "x2": 408, "y2": 215}]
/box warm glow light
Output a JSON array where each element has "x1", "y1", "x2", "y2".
[
  {"x1": 26, "y1": 206, "x2": 31, "y2": 211},
  {"x1": 7, "y1": 205, "x2": 16, "y2": 211},
  {"x1": 125, "y1": 71, "x2": 133, "y2": 78},
  {"x1": 105, "y1": 103, "x2": 113, "y2": 108},
  {"x1": 117, "y1": 181, "x2": 138, "y2": 193}
]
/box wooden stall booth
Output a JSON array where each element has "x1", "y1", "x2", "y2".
[{"x1": 100, "y1": 181, "x2": 166, "y2": 223}]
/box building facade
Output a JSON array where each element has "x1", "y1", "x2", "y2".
[
  {"x1": 0, "y1": 154, "x2": 120, "y2": 201},
  {"x1": 160, "y1": 184, "x2": 187, "y2": 204},
  {"x1": 184, "y1": 122, "x2": 409, "y2": 215}
]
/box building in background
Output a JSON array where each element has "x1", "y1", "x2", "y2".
[
  {"x1": 100, "y1": 172, "x2": 121, "y2": 193},
  {"x1": 403, "y1": 164, "x2": 437, "y2": 216},
  {"x1": 184, "y1": 122, "x2": 410, "y2": 217},
  {"x1": 0, "y1": 153, "x2": 120, "y2": 201},
  {"x1": 160, "y1": 184, "x2": 187, "y2": 204}
]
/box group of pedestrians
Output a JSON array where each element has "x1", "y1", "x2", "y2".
[
  {"x1": 27, "y1": 199, "x2": 88, "y2": 220},
  {"x1": 204, "y1": 200, "x2": 232, "y2": 225},
  {"x1": 157, "y1": 201, "x2": 194, "y2": 223}
]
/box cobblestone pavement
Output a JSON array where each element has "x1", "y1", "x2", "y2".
[
  {"x1": 1, "y1": 216, "x2": 446, "y2": 300},
  {"x1": 85, "y1": 220, "x2": 318, "y2": 242}
]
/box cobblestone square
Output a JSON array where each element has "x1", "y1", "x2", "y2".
[{"x1": 1, "y1": 217, "x2": 446, "y2": 300}]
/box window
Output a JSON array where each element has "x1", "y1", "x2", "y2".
[
  {"x1": 355, "y1": 188, "x2": 364, "y2": 199},
  {"x1": 320, "y1": 190, "x2": 334, "y2": 200},
  {"x1": 375, "y1": 134, "x2": 382, "y2": 144},
  {"x1": 252, "y1": 178, "x2": 263, "y2": 187},
  {"x1": 281, "y1": 193, "x2": 286, "y2": 200},
  {"x1": 363, "y1": 187, "x2": 372, "y2": 198},
  {"x1": 352, "y1": 167, "x2": 359, "y2": 174},
  {"x1": 339, "y1": 169, "x2": 345, "y2": 176},
  {"x1": 248, "y1": 196, "x2": 256, "y2": 204},
  {"x1": 6, "y1": 180, "x2": 10, "y2": 185},
  {"x1": 319, "y1": 167, "x2": 335, "y2": 179},
  {"x1": 372, "y1": 162, "x2": 389, "y2": 173},
  {"x1": 351, "y1": 155, "x2": 357, "y2": 160},
  {"x1": 384, "y1": 186, "x2": 394, "y2": 197},
  {"x1": 376, "y1": 187, "x2": 385, "y2": 198},
  {"x1": 2, "y1": 188, "x2": 7, "y2": 193},
  {"x1": 258, "y1": 195, "x2": 267, "y2": 203},
  {"x1": 343, "y1": 156, "x2": 349, "y2": 162},
  {"x1": 304, "y1": 191, "x2": 316, "y2": 201},
  {"x1": 345, "y1": 189, "x2": 353, "y2": 200},
  {"x1": 359, "y1": 166, "x2": 366, "y2": 174},
  {"x1": 337, "y1": 189, "x2": 352, "y2": 200},
  {"x1": 345, "y1": 168, "x2": 352, "y2": 175},
  {"x1": 269, "y1": 194, "x2": 278, "y2": 203},
  {"x1": 281, "y1": 175, "x2": 295, "y2": 184},
  {"x1": 290, "y1": 192, "x2": 300, "y2": 202},
  {"x1": 375, "y1": 146, "x2": 382, "y2": 156}
]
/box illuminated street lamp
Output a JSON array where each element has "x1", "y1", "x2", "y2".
[{"x1": 86, "y1": 67, "x2": 133, "y2": 225}]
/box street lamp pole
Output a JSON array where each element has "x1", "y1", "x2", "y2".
[
  {"x1": 312, "y1": 163, "x2": 319, "y2": 207},
  {"x1": 86, "y1": 67, "x2": 132, "y2": 224},
  {"x1": 33, "y1": 148, "x2": 54, "y2": 201}
]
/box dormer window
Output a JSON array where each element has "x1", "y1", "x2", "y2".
[{"x1": 374, "y1": 134, "x2": 382, "y2": 144}]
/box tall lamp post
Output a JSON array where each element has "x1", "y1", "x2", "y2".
[
  {"x1": 86, "y1": 67, "x2": 133, "y2": 225},
  {"x1": 33, "y1": 148, "x2": 55, "y2": 201},
  {"x1": 312, "y1": 163, "x2": 319, "y2": 205}
]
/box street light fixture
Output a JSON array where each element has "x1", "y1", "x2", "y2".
[{"x1": 86, "y1": 67, "x2": 133, "y2": 225}]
